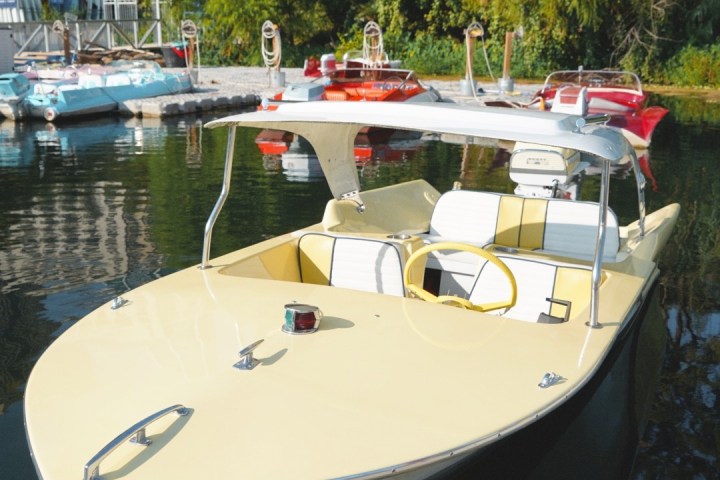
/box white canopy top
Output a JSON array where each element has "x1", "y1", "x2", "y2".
[{"x1": 206, "y1": 101, "x2": 633, "y2": 201}]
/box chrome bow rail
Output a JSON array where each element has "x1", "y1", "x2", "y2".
[{"x1": 83, "y1": 404, "x2": 190, "y2": 480}]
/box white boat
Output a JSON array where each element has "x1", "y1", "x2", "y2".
[{"x1": 24, "y1": 101, "x2": 679, "y2": 479}]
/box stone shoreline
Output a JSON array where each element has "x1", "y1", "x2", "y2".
[{"x1": 123, "y1": 66, "x2": 542, "y2": 118}]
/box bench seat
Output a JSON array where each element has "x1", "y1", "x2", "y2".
[{"x1": 421, "y1": 190, "x2": 620, "y2": 261}]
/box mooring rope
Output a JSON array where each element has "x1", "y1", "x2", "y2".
[
  {"x1": 362, "y1": 21, "x2": 384, "y2": 69},
  {"x1": 261, "y1": 20, "x2": 281, "y2": 72}
]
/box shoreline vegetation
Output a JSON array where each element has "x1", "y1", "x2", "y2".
[{"x1": 36, "y1": 1, "x2": 720, "y2": 89}]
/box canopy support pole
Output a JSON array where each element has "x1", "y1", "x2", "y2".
[
  {"x1": 587, "y1": 159, "x2": 610, "y2": 328},
  {"x1": 201, "y1": 126, "x2": 236, "y2": 269}
]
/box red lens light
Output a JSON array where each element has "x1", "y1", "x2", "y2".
[{"x1": 294, "y1": 311, "x2": 317, "y2": 330}]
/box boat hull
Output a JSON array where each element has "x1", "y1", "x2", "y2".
[
  {"x1": 0, "y1": 101, "x2": 26, "y2": 121},
  {"x1": 103, "y1": 73, "x2": 192, "y2": 103},
  {"x1": 603, "y1": 105, "x2": 669, "y2": 148},
  {"x1": 432, "y1": 282, "x2": 665, "y2": 479},
  {"x1": 0, "y1": 73, "x2": 31, "y2": 120},
  {"x1": 535, "y1": 70, "x2": 668, "y2": 147},
  {"x1": 23, "y1": 103, "x2": 680, "y2": 479},
  {"x1": 25, "y1": 85, "x2": 117, "y2": 122}
]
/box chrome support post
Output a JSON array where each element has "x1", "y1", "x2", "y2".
[
  {"x1": 201, "y1": 126, "x2": 237, "y2": 269},
  {"x1": 587, "y1": 159, "x2": 610, "y2": 329},
  {"x1": 630, "y1": 149, "x2": 646, "y2": 238}
]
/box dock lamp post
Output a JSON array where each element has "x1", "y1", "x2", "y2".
[
  {"x1": 459, "y1": 21, "x2": 485, "y2": 97},
  {"x1": 499, "y1": 26, "x2": 523, "y2": 94}
]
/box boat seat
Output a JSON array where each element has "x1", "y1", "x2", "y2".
[
  {"x1": 422, "y1": 190, "x2": 619, "y2": 262},
  {"x1": 78, "y1": 74, "x2": 104, "y2": 88},
  {"x1": 325, "y1": 90, "x2": 348, "y2": 101},
  {"x1": 297, "y1": 233, "x2": 406, "y2": 296},
  {"x1": 462, "y1": 255, "x2": 598, "y2": 323},
  {"x1": 105, "y1": 74, "x2": 132, "y2": 87},
  {"x1": 33, "y1": 83, "x2": 57, "y2": 95},
  {"x1": 551, "y1": 86, "x2": 588, "y2": 116}
]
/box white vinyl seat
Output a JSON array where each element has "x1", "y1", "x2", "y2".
[
  {"x1": 422, "y1": 190, "x2": 620, "y2": 262},
  {"x1": 467, "y1": 255, "x2": 597, "y2": 323},
  {"x1": 78, "y1": 74, "x2": 104, "y2": 88},
  {"x1": 298, "y1": 233, "x2": 406, "y2": 296},
  {"x1": 105, "y1": 74, "x2": 132, "y2": 87}
]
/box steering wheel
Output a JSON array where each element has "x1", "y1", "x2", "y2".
[
  {"x1": 381, "y1": 75, "x2": 408, "y2": 95},
  {"x1": 403, "y1": 242, "x2": 517, "y2": 312}
]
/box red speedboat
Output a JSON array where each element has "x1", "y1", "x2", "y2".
[
  {"x1": 261, "y1": 67, "x2": 441, "y2": 110},
  {"x1": 534, "y1": 69, "x2": 668, "y2": 148},
  {"x1": 257, "y1": 67, "x2": 439, "y2": 162}
]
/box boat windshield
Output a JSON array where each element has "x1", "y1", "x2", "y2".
[
  {"x1": 108, "y1": 60, "x2": 163, "y2": 74},
  {"x1": 543, "y1": 70, "x2": 642, "y2": 91},
  {"x1": 321, "y1": 68, "x2": 418, "y2": 84}
]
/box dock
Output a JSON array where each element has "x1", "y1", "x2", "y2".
[{"x1": 119, "y1": 66, "x2": 542, "y2": 118}]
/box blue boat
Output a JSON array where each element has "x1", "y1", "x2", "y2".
[
  {"x1": 0, "y1": 73, "x2": 32, "y2": 120},
  {"x1": 24, "y1": 81, "x2": 118, "y2": 122},
  {"x1": 23, "y1": 61, "x2": 192, "y2": 122},
  {"x1": 100, "y1": 60, "x2": 193, "y2": 103}
]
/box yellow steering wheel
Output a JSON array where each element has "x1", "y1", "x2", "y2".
[{"x1": 403, "y1": 242, "x2": 517, "y2": 312}]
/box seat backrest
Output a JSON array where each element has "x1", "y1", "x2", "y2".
[
  {"x1": 105, "y1": 74, "x2": 132, "y2": 87},
  {"x1": 78, "y1": 74, "x2": 104, "y2": 88},
  {"x1": 298, "y1": 233, "x2": 406, "y2": 296},
  {"x1": 428, "y1": 190, "x2": 500, "y2": 244},
  {"x1": 542, "y1": 200, "x2": 620, "y2": 259},
  {"x1": 468, "y1": 256, "x2": 596, "y2": 323},
  {"x1": 324, "y1": 90, "x2": 348, "y2": 101},
  {"x1": 426, "y1": 190, "x2": 619, "y2": 260}
]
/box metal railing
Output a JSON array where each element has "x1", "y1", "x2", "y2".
[{"x1": 5, "y1": 18, "x2": 164, "y2": 58}]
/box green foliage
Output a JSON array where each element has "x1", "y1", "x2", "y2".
[
  {"x1": 662, "y1": 44, "x2": 720, "y2": 87},
  {"x1": 392, "y1": 33, "x2": 465, "y2": 76},
  {"x1": 180, "y1": 0, "x2": 720, "y2": 86}
]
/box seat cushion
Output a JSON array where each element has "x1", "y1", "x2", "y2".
[{"x1": 298, "y1": 233, "x2": 406, "y2": 296}]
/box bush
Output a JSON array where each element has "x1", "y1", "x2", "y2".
[
  {"x1": 392, "y1": 33, "x2": 465, "y2": 76},
  {"x1": 662, "y1": 44, "x2": 720, "y2": 87}
]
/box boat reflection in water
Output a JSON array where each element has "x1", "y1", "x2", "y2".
[
  {"x1": 0, "y1": 120, "x2": 35, "y2": 167},
  {"x1": 260, "y1": 134, "x2": 324, "y2": 182},
  {"x1": 256, "y1": 127, "x2": 424, "y2": 182},
  {"x1": 0, "y1": 116, "x2": 148, "y2": 169}
]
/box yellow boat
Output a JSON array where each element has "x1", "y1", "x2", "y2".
[{"x1": 24, "y1": 101, "x2": 679, "y2": 479}]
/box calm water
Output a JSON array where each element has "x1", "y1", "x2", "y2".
[{"x1": 0, "y1": 96, "x2": 718, "y2": 479}]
